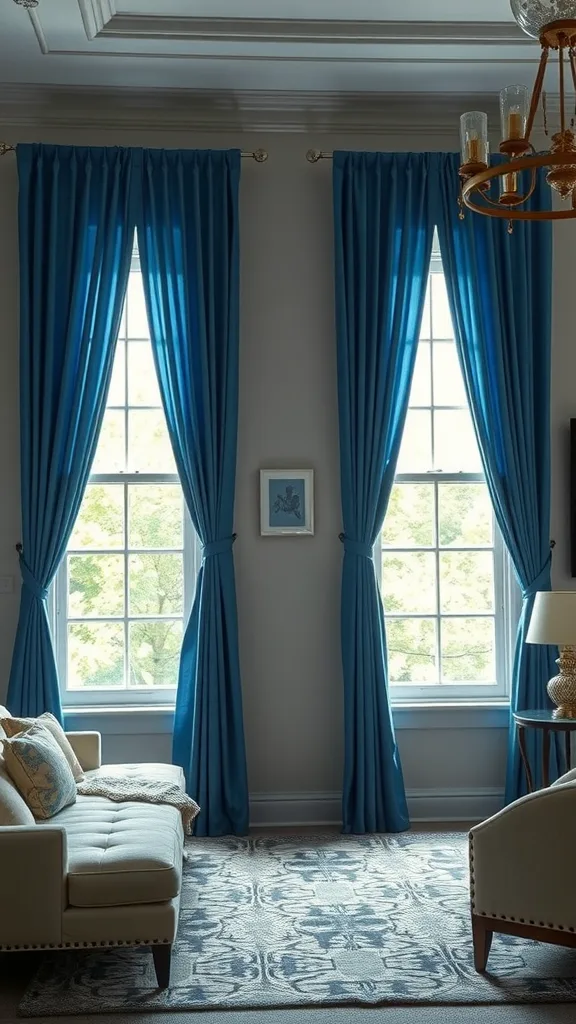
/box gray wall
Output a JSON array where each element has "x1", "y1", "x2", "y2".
[{"x1": 2, "y1": 125, "x2": 572, "y2": 822}]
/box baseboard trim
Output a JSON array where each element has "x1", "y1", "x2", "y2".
[
  {"x1": 250, "y1": 791, "x2": 341, "y2": 827},
  {"x1": 249, "y1": 788, "x2": 504, "y2": 828}
]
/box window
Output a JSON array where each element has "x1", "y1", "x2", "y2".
[
  {"x1": 380, "y1": 237, "x2": 517, "y2": 703},
  {"x1": 53, "y1": 246, "x2": 198, "y2": 706}
]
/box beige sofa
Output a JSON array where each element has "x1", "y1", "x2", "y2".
[
  {"x1": 469, "y1": 768, "x2": 576, "y2": 971},
  {"x1": 0, "y1": 709, "x2": 184, "y2": 988}
]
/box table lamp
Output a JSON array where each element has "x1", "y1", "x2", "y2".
[{"x1": 527, "y1": 590, "x2": 576, "y2": 718}]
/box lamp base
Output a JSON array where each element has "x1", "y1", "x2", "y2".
[{"x1": 547, "y1": 646, "x2": 576, "y2": 718}]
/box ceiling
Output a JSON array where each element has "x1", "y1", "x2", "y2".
[{"x1": 0, "y1": 0, "x2": 553, "y2": 96}]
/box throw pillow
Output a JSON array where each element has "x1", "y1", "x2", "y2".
[
  {"x1": 0, "y1": 757, "x2": 35, "y2": 826},
  {"x1": 1, "y1": 712, "x2": 84, "y2": 781},
  {"x1": 0, "y1": 706, "x2": 12, "y2": 742},
  {"x1": 2, "y1": 722, "x2": 77, "y2": 819}
]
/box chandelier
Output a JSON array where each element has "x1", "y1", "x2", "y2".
[{"x1": 459, "y1": 1, "x2": 576, "y2": 222}]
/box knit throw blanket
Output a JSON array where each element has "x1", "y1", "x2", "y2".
[{"x1": 77, "y1": 773, "x2": 200, "y2": 835}]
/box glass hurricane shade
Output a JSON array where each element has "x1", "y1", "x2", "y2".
[
  {"x1": 460, "y1": 111, "x2": 489, "y2": 166},
  {"x1": 510, "y1": 1, "x2": 576, "y2": 38},
  {"x1": 526, "y1": 591, "x2": 576, "y2": 647},
  {"x1": 500, "y1": 84, "x2": 529, "y2": 140}
]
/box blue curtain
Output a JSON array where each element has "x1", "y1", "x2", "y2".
[
  {"x1": 7, "y1": 144, "x2": 135, "y2": 721},
  {"x1": 333, "y1": 152, "x2": 436, "y2": 833},
  {"x1": 137, "y1": 148, "x2": 248, "y2": 836},
  {"x1": 435, "y1": 153, "x2": 561, "y2": 799}
]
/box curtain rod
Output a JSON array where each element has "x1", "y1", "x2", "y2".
[
  {"x1": 306, "y1": 150, "x2": 333, "y2": 162},
  {"x1": 0, "y1": 143, "x2": 269, "y2": 162}
]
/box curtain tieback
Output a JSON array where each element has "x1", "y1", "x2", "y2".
[
  {"x1": 19, "y1": 555, "x2": 48, "y2": 601},
  {"x1": 339, "y1": 533, "x2": 373, "y2": 560},
  {"x1": 522, "y1": 552, "x2": 553, "y2": 601},
  {"x1": 202, "y1": 534, "x2": 237, "y2": 559}
]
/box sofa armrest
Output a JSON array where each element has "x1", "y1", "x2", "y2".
[
  {"x1": 65, "y1": 731, "x2": 101, "y2": 771},
  {"x1": 0, "y1": 825, "x2": 67, "y2": 948},
  {"x1": 470, "y1": 782, "x2": 576, "y2": 929}
]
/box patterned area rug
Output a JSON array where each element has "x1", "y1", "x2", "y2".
[{"x1": 19, "y1": 832, "x2": 576, "y2": 1016}]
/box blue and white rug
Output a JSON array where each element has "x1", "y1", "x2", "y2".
[{"x1": 19, "y1": 832, "x2": 576, "y2": 1015}]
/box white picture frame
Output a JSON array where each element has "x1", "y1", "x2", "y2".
[{"x1": 260, "y1": 469, "x2": 314, "y2": 536}]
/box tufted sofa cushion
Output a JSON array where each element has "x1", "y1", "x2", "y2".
[{"x1": 36, "y1": 762, "x2": 185, "y2": 909}]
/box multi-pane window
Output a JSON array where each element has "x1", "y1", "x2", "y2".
[
  {"x1": 380, "y1": 240, "x2": 514, "y2": 702},
  {"x1": 54, "y1": 246, "x2": 197, "y2": 706}
]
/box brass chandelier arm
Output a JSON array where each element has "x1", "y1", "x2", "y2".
[
  {"x1": 569, "y1": 47, "x2": 576, "y2": 106},
  {"x1": 462, "y1": 151, "x2": 576, "y2": 219},
  {"x1": 470, "y1": 168, "x2": 538, "y2": 210},
  {"x1": 560, "y1": 42, "x2": 566, "y2": 132},
  {"x1": 525, "y1": 45, "x2": 549, "y2": 141}
]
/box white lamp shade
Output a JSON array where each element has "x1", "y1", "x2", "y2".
[{"x1": 526, "y1": 591, "x2": 576, "y2": 646}]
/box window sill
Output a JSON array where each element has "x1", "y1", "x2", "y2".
[
  {"x1": 392, "y1": 701, "x2": 510, "y2": 730},
  {"x1": 64, "y1": 705, "x2": 175, "y2": 735},
  {"x1": 62, "y1": 702, "x2": 510, "y2": 735}
]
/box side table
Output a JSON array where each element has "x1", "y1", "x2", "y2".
[{"x1": 513, "y1": 708, "x2": 576, "y2": 792}]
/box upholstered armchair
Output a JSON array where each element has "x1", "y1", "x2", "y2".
[{"x1": 469, "y1": 769, "x2": 576, "y2": 970}]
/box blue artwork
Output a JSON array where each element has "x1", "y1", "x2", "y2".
[{"x1": 269, "y1": 478, "x2": 305, "y2": 528}]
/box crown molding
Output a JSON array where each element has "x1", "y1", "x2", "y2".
[
  {"x1": 92, "y1": 16, "x2": 527, "y2": 47},
  {"x1": 0, "y1": 84, "x2": 554, "y2": 137},
  {"x1": 77, "y1": 0, "x2": 116, "y2": 42}
]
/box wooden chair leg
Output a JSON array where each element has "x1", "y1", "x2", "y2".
[
  {"x1": 472, "y1": 916, "x2": 493, "y2": 972},
  {"x1": 151, "y1": 943, "x2": 172, "y2": 988}
]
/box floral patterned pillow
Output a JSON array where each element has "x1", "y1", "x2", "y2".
[
  {"x1": 1, "y1": 712, "x2": 84, "y2": 781},
  {"x1": 2, "y1": 722, "x2": 77, "y2": 819}
]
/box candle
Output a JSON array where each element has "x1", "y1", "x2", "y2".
[
  {"x1": 466, "y1": 136, "x2": 480, "y2": 163},
  {"x1": 501, "y1": 171, "x2": 518, "y2": 196},
  {"x1": 507, "y1": 110, "x2": 522, "y2": 139}
]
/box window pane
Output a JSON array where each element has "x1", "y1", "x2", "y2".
[
  {"x1": 69, "y1": 485, "x2": 124, "y2": 550},
  {"x1": 382, "y1": 552, "x2": 437, "y2": 614},
  {"x1": 92, "y1": 410, "x2": 125, "y2": 474},
  {"x1": 439, "y1": 551, "x2": 495, "y2": 613},
  {"x1": 432, "y1": 342, "x2": 466, "y2": 407},
  {"x1": 387, "y1": 618, "x2": 438, "y2": 684},
  {"x1": 433, "y1": 410, "x2": 482, "y2": 472},
  {"x1": 431, "y1": 273, "x2": 453, "y2": 339},
  {"x1": 68, "y1": 622, "x2": 125, "y2": 690},
  {"x1": 128, "y1": 485, "x2": 183, "y2": 549},
  {"x1": 129, "y1": 553, "x2": 183, "y2": 615},
  {"x1": 128, "y1": 410, "x2": 176, "y2": 473},
  {"x1": 126, "y1": 271, "x2": 150, "y2": 338},
  {"x1": 107, "y1": 342, "x2": 125, "y2": 407},
  {"x1": 408, "y1": 343, "x2": 431, "y2": 407},
  {"x1": 129, "y1": 619, "x2": 182, "y2": 688},
  {"x1": 419, "y1": 280, "x2": 431, "y2": 339},
  {"x1": 68, "y1": 554, "x2": 124, "y2": 617},
  {"x1": 440, "y1": 617, "x2": 495, "y2": 682},
  {"x1": 128, "y1": 342, "x2": 162, "y2": 407},
  {"x1": 438, "y1": 484, "x2": 493, "y2": 547},
  {"x1": 382, "y1": 484, "x2": 435, "y2": 548},
  {"x1": 396, "y1": 410, "x2": 432, "y2": 472}
]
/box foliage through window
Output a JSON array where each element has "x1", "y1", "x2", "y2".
[
  {"x1": 380, "y1": 238, "x2": 515, "y2": 702},
  {"x1": 54, "y1": 245, "x2": 196, "y2": 706}
]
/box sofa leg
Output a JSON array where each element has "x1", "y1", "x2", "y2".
[
  {"x1": 472, "y1": 916, "x2": 493, "y2": 972},
  {"x1": 152, "y1": 943, "x2": 172, "y2": 988}
]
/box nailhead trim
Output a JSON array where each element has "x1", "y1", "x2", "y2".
[
  {"x1": 0, "y1": 938, "x2": 170, "y2": 952},
  {"x1": 468, "y1": 827, "x2": 576, "y2": 934},
  {"x1": 469, "y1": 832, "x2": 476, "y2": 910}
]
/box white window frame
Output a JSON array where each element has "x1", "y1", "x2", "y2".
[
  {"x1": 52, "y1": 246, "x2": 200, "y2": 708},
  {"x1": 378, "y1": 242, "x2": 519, "y2": 705},
  {"x1": 53, "y1": 480, "x2": 199, "y2": 708}
]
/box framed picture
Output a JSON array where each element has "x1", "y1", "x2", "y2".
[{"x1": 260, "y1": 469, "x2": 314, "y2": 536}]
